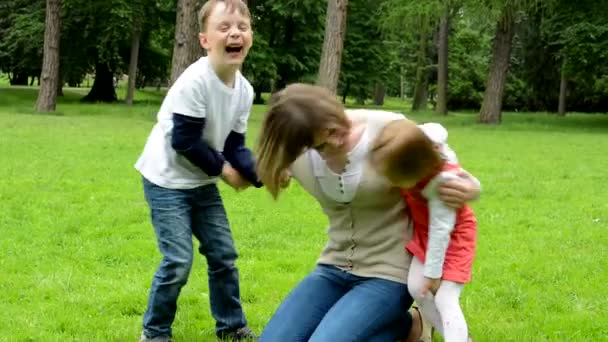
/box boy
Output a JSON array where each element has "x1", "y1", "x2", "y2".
[
  {"x1": 135, "y1": 1, "x2": 260, "y2": 341},
  {"x1": 370, "y1": 120, "x2": 477, "y2": 342}
]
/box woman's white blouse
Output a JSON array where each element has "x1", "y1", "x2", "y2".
[{"x1": 310, "y1": 128, "x2": 370, "y2": 203}]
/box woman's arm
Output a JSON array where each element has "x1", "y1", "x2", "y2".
[{"x1": 437, "y1": 168, "x2": 481, "y2": 209}]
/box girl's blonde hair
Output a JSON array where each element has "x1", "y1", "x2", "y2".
[{"x1": 256, "y1": 83, "x2": 350, "y2": 198}]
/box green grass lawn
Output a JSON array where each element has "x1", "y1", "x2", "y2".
[{"x1": 1, "y1": 86, "x2": 607, "y2": 341}]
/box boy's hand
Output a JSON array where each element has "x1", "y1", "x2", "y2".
[
  {"x1": 221, "y1": 164, "x2": 250, "y2": 191},
  {"x1": 421, "y1": 277, "x2": 441, "y2": 296}
]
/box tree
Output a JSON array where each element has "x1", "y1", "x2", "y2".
[
  {"x1": 247, "y1": 0, "x2": 325, "y2": 92},
  {"x1": 478, "y1": 2, "x2": 517, "y2": 124},
  {"x1": 61, "y1": 0, "x2": 132, "y2": 102},
  {"x1": 0, "y1": 0, "x2": 45, "y2": 86},
  {"x1": 170, "y1": 0, "x2": 203, "y2": 85},
  {"x1": 436, "y1": 3, "x2": 450, "y2": 114},
  {"x1": 544, "y1": 0, "x2": 608, "y2": 114},
  {"x1": 125, "y1": 0, "x2": 144, "y2": 106},
  {"x1": 557, "y1": 60, "x2": 567, "y2": 116},
  {"x1": 411, "y1": 14, "x2": 431, "y2": 111},
  {"x1": 317, "y1": 0, "x2": 349, "y2": 94},
  {"x1": 379, "y1": 0, "x2": 452, "y2": 113},
  {"x1": 36, "y1": 0, "x2": 61, "y2": 112},
  {"x1": 339, "y1": 0, "x2": 394, "y2": 105}
]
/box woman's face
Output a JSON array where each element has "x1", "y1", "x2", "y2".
[{"x1": 312, "y1": 124, "x2": 350, "y2": 158}]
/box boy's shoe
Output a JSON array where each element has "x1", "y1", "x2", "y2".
[
  {"x1": 140, "y1": 332, "x2": 172, "y2": 342},
  {"x1": 217, "y1": 326, "x2": 258, "y2": 341}
]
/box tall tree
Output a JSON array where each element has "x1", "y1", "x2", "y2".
[
  {"x1": 411, "y1": 14, "x2": 431, "y2": 111},
  {"x1": 478, "y1": 2, "x2": 518, "y2": 123},
  {"x1": 125, "y1": 0, "x2": 144, "y2": 106},
  {"x1": 170, "y1": 0, "x2": 203, "y2": 85},
  {"x1": 0, "y1": 0, "x2": 45, "y2": 86},
  {"x1": 379, "y1": 0, "x2": 449, "y2": 113},
  {"x1": 63, "y1": 0, "x2": 132, "y2": 102},
  {"x1": 436, "y1": 2, "x2": 451, "y2": 115},
  {"x1": 317, "y1": 0, "x2": 349, "y2": 94},
  {"x1": 557, "y1": 60, "x2": 567, "y2": 116},
  {"x1": 339, "y1": 0, "x2": 394, "y2": 105},
  {"x1": 36, "y1": 0, "x2": 61, "y2": 112}
]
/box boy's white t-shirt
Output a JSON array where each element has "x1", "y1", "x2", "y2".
[{"x1": 135, "y1": 57, "x2": 254, "y2": 189}]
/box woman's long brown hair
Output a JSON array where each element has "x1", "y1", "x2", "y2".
[{"x1": 255, "y1": 83, "x2": 350, "y2": 198}]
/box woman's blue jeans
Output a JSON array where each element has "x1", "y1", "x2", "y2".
[{"x1": 260, "y1": 264, "x2": 413, "y2": 342}]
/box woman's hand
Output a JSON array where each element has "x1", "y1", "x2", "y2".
[{"x1": 438, "y1": 170, "x2": 480, "y2": 209}]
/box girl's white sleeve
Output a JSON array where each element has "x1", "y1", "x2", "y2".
[{"x1": 421, "y1": 172, "x2": 459, "y2": 279}]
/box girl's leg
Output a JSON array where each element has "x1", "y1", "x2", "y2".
[
  {"x1": 407, "y1": 256, "x2": 445, "y2": 336},
  {"x1": 259, "y1": 265, "x2": 349, "y2": 342},
  {"x1": 435, "y1": 281, "x2": 468, "y2": 342}
]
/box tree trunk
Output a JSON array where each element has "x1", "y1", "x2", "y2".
[
  {"x1": 317, "y1": 0, "x2": 348, "y2": 94},
  {"x1": 373, "y1": 81, "x2": 385, "y2": 106},
  {"x1": 558, "y1": 63, "x2": 567, "y2": 117},
  {"x1": 436, "y1": 4, "x2": 449, "y2": 115},
  {"x1": 125, "y1": 17, "x2": 142, "y2": 106},
  {"x1": 170, "y1": 0, "x2": 203, "y2": 85},
  {"x1": 81, "y1": 62, "x2": 117, "y2": 102},
  {"x1": 275, "y1": 18, "x2": 296, "y2": 90},
  {"x1": 56, "y1": 62, "x2": 64, "y2": 96},
  {"x1": 342, "y1": 79, "x2": 350, "y2": 104},
  {"x1": 479, "y1": 6, "x2": 516, "y2": 124},
  {"x1": 10, "y1": 72, "x2": 28, "y2": 86},
  {"x1": 412, "y1": 15, "x2": 429, "y2": 111},
  {"x1": 36, "y1": 0, "x2": 61, "y2": 112}
]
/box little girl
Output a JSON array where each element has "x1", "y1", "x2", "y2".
[{"x1": 370, "y1": 119, "x2": 477, "y2": 342}]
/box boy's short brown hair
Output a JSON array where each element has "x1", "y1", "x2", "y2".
[
  {"x1": 371, "y1": 119, "x2": 442, "y2": 185},
  {"x1": 198, "y1": 0, "x2": 251, "y2": 32}
]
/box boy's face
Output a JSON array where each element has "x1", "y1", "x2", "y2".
[{"x1": 200, "y1": 2, "x2": 252, "y2": 70}]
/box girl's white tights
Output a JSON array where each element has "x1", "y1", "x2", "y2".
[{"x1": 408, "y1": 256, "x2": 468, "y2": 342}]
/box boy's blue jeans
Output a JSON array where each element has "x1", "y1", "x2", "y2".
[
  {"x1": 141, "y1": 177, "x2": 246, "y2": 338},
  {"x1": 260, "y1": 264, "x2": 413, "y2": 342}
]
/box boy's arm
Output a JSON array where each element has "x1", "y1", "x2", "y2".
[
  {"x1": 223, "y1": 130, "x2": 263, "y2": 187},
  {"x1": 169, "y1": 77, "x2": 227, "y2": 177},
  {"x1": 171, "y1": 114, "x2": 226, "y2": 177},
  {"x1": 422, "y1": 172, "x2": 459, "y2": 279},
  {"x1": 222, "y1": 89, "x2": 263, "y2": 188}
]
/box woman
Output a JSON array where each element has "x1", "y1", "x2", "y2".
[{"x1": 256, "y1": 84, "x2": 480, "y2": 342}]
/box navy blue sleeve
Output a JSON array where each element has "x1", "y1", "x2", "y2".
[
  {"x1": 171, "y1": 113, "x2": 225, "y2": 177},
  {"x1": 223, "y1": 131, "x2": 263, "y2": 188}
]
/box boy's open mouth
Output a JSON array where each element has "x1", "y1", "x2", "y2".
[{"x1": 225, "y1": 45, "x2": 243, "y2": 53}]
